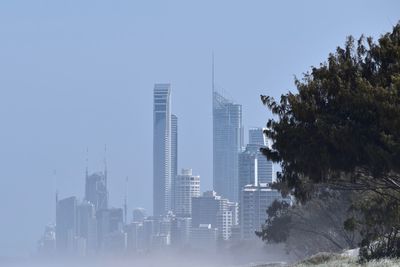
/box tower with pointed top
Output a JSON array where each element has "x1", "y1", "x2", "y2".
[
  {"x1": 212, "y1": 56, "x2": 244, "y2": 203},
  {"x1": 124, "y1": 176, "x2": 128, "y2": 224},
  {"x1": 84, "y1": 148, "x2": 108, "y2": 211},
  {"x1": 85, "y1": 148, "x2": 89, "y2": 180},
  {"x1": 85, "y1": 172, "x2": 108, "y2": 211},
  {"x1": 103, "y1": 145, "x2": 108, "y2": 192}
]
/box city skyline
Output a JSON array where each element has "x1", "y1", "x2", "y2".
[
  {"x1": 0, "y1": 0, "x2": 398, "y2": 257},
  {"x1": 43, "y1": 69, "x2": 281, "y2": 256}
]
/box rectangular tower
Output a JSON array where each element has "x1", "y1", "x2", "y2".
[
  {"x1": 171, "y1": 114, "x2": 178, "y2": 180},
  {"x1": 77, "y1": 201, "x2": 97, "y2": 254},
  {"x1": 153, "y1": 84, "x2": 172, "y2": 216},
  {"x1": 192, "y1": 191, "x2": 235, "y2": 240},
  {"x1": 171, "y1": 114, "x2": 178, "y2": 211},
  {"x1": 56, "y1": 196, "x2": 77, "y2": 253},
  {"x1": 248, "y1": 127, "x2": 267, "y2": 146},
  {"x1": 248, "y1": 128, "x2": 273, "y2": 184},
  {"x1": 173, "y1": 168, "x2": 200, "y2": 217}
]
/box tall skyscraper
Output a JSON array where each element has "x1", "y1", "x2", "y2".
[
  {"x1": 171, "y1": 114, "x2": 178, "y2": 180},
  {"x1": 153, "y1": 84, "x2": 172, "y2": 216},
  {"x1": 171, "y1": 114, "x2": 178, "y2": 211},
  {"x1": 173, "y1": 168, "x2": 200, "y2": 217},
  {"x1": 85, "y1": 172, "x2": 108, "y2": 211},
  {"x1": 212, "y1": 58, "x2": 243, "y2": 203}
]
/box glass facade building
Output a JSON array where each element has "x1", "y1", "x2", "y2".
[
  {"x1": 85, "y1": 172, "x2": 108, "y2": 211},
  {"x1": 153, "y1": 84, "x2": 172, "y2": 216},
  {"x1": 212, "y1": 90, "x2": 243, "y2": 203}
]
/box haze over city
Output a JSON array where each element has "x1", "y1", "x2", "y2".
[{"x1": 0, "y1": 1, "x2": 399, "y2": 265}]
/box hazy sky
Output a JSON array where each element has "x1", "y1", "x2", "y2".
[{"x1": 0, "y1": 0, "x2": 399, "y2": 257}]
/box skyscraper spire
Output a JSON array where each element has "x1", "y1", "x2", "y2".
[
  {"x1": 85, "y1": 147, "x2": 89, "y2": 179},
  {"x1": 212, "y1": 54, "x2": 244, "y2": 202},
  {"x1": 54, "y1": 169, "x2": 58, "y2": 225},
  {"x1": 212, "y1": 52, "x2": 215, "y2": 94},
  {"x1": 124, "y1": 176, "x2": 128, "y2": 224},
  {"x1": 104, "y1": 144, "x2": 108, "y2": 187}
]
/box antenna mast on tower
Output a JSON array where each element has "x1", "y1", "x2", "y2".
[
  {"x1": 104, "y1": 144, "x2": 108, "y2": 187},
  {"x1": 124, "y1": 176, "x2": 128, "y2": 224},
  {"x1": 86, "y1": 147, "x2": 89, "y2": 179},
  {"x1": 212, "y1": 52, "x2": 215, "y2": 94},
  {"x1": 54, "y1": 169, "x2": 58, "y2": 225},
  {"x1": 212, "y1": 52, "x2": 215, "y2": 112}
]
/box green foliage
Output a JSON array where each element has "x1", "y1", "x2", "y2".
[
  {"x1": 260, "y1": 23, "x2": 400, "y2": 261},
  {"x1": 256, "y1": 200, "x2": 291, "y2": 243},
  {"x1": 261, "y1": 23, "x2": 400, "y2": 202},
  {"x1": 350, "y1": 191, "x2": 400, "y2": 262}
]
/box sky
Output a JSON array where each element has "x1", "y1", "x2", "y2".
[{"x1": 0, "y1": 0, "x2": 399, "y2": 257}]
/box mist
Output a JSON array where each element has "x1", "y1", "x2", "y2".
[
  {"x1": 3, "y1": 243, "x2": 292, "y2": 267},
  {"x1": 1, "y1": 0, "x2": 399, "y2": 266}
]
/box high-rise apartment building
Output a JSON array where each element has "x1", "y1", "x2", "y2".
[
  {"x1": 238, "y1": 144, "x2": 273, "y2": 197},
  {"x1": 171, "y1": 114, "x2": 178, "y2": 181},
  {"x1": 248, "y1": 127, "x2": 267, "y2": 147},
  {"x1": 238, "y1": 128, "x2": 274, "y2": 200},
  {"x1": 248, "y1": 127, "x2": 273, "y2": 184},
  {"x1": 171, "y1": 114, "x2": 178, "y2": 211},
  {"x1": 56, "y1": 196, "x2": 78, "y2": 253},
  {"x1": 192, "y1": 191, "x2": 220, "y2": 228},
  {"x1": 192, "y1": 191, "x2": 237, "y2": 240},
  {"x1": 239, "y1": 129, "x2": 276, "y2": 240},
  {"x1": 153, "y1": 84, "x2": 172, "y2": 216},
  {"x1": 227, "y1": 201, "x2": 239, "y2": 226},
  {"x1": 240, "y1": 184, "x2": 291, "y2": 239},
  {"x1": 212, "y1": 71, "x2": 243, "y2": 203},
  {"x1": 77, "y1": 201, "x2": 97, "y2": 254},
  {"x1": 239, "y1": 144, "x2": 259, "y2": 197},
  {"x1": 173, "y1": 168, "x2": 200, "y2": 217}
]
